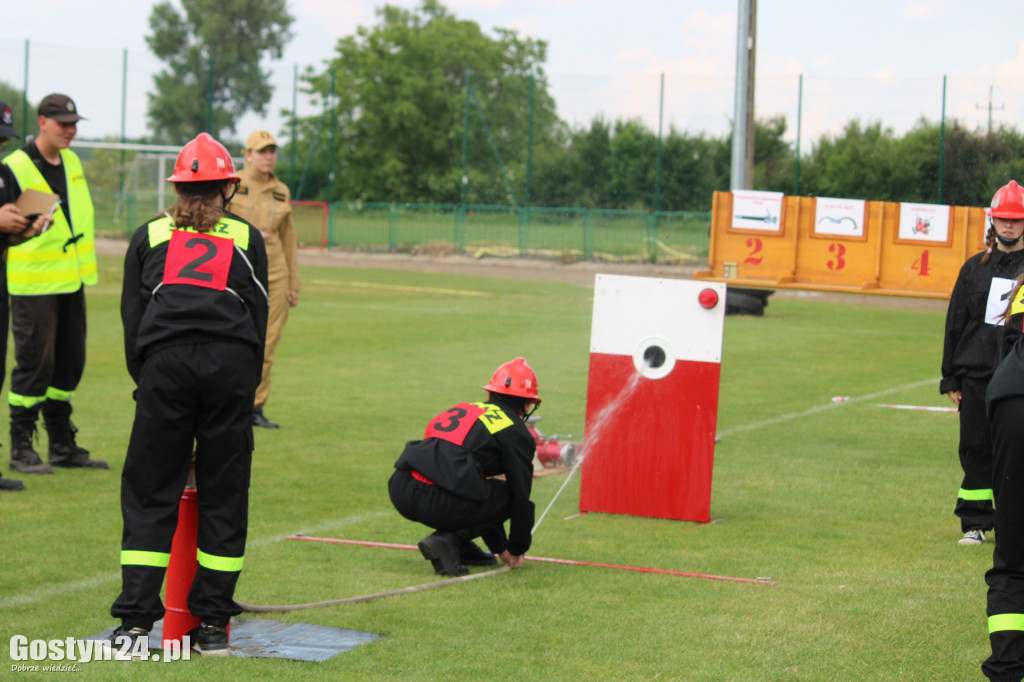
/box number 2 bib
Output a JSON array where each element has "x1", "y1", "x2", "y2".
[{"x1": 162, "y1": 229, "x2": 234, "y2": 291}]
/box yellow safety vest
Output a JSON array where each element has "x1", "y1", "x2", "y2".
[{"x1": 3, "y1": 148, "x2": 98, "y2": 295}]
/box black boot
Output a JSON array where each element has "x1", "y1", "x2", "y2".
[
  {"x1": 45, "y1": 419, "x2": 109, "y2": 469},
  {"x1": 0, "y1": 473, "x2": 24, "y2": 491},
  {"x1": 417, "y1": 532, "x2": 469, "y2": 576},
  {"x1": 253, "y1": 407, "x2": 279, "y2": 429},
  {"x1": 457, "y1": 537, "x2": 497, "y2": 566},
  {"x1": 10, "y1": 422, "x2": 52, "y2": 474}
]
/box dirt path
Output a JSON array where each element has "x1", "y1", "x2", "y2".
[{"x1": 95, "y1": 237, "x2": 949, "y2": 312}]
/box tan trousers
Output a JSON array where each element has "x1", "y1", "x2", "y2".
[{"x1": 255, "y1": 278, "x2": 290, "y2": 409}]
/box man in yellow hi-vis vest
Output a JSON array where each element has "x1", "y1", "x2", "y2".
[{"x1": 1, "y1": 93, "x2": 106, "y2": 474}]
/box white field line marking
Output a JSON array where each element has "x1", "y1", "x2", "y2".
[
  {"x1": 0, "y1": 509, "x2": 392, "y2": 610},
  {"x1": 309, "y1": 279, "x2": 489, "y2": 297},
  {"x1": 716, "y1": 377, "x2": 938, "y2": 439}
]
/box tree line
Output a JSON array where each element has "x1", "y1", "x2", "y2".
[{"x1": 4, "y1": 0, "x2": 1024, "y2": 213}]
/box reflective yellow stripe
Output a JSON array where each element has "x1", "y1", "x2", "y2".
[
  {"x1": 121, "y1": 550, "x2": 171, "y2": 568},
  {"x1": 197, "y1": 549, "x2": 244, "y2": 572},
  {"x1": 959, "y1": 487, "x2": 994, "y2": 502},
  {"x1": 1012, "y1": 286, "x2": 1024, "y2": 316},
  {"x1": 990, "y1": 613, "x2": 1024, "y2": 633},
  {"x1": 8, "y1": 392, "x2": 45, "y2": 408},
  {"x1": 471, "y1": 402, "x2": 514, "y2": 434},
  {"x1": 148, "y1": 216, "x2": 251, "y2": 250},
  {"x1": 3, "y1": 148, "x2": 97, "y2": 294},
  {"x1": 45, "y1": 387, "x2": 74, "y2": 402}
]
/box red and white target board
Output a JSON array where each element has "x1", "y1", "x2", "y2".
[{"x1": 579, "y1": 274, "x2": 725, "y2": 523}]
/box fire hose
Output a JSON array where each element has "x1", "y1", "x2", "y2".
[{"x1": 235, "y1": 566, "x2": 511, "y2": 614}]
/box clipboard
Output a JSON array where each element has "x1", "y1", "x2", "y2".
[{"x1": 15, "y1": 189, "x2": 61, "y2": 221}]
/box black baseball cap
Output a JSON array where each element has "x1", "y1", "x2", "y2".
[
  {"x1": 38, "y1": 93, "x2": 85, "y2": 123},
  {"x1": 0, "y1": 99, "x2": 18, "y2": 138}
]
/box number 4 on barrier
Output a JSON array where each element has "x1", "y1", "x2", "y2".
[{"x1": 911, "y1": 250, "x2": 931, "y2": 277}]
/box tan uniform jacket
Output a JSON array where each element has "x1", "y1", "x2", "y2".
[{"x1": 228, "y1": 167, "x2": 301, "y2": 293}]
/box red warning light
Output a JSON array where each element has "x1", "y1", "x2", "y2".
[{"x1": 698, "y1": 288, "x2": 719, "y2": 309}]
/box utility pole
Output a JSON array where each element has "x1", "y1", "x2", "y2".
[
  {"x1": 976, "y1": 85, "x2": 1004, "y2": 137},
  {"x1": 731, "y1": 0, "x2": 756, "y2": 190}
]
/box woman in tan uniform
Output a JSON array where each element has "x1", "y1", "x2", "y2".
[{"x1": 226, "y1": 130, "x2": 301, "y2": 428}]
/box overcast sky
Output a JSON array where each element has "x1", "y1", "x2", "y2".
[{"x1": 3, "y1": 0, "x2": 1022, "y2": 148}]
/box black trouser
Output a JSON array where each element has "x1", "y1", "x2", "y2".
[
  {"x1": 8, "y1": 288, "x2": 86, "y2": 423},
  {"x1": 984, "y1": 396, "x2": 1024, "y2": 681},
  {"x1": 388, "y1": 469, "x2": 511, "y2": 553},
  {"x1": 0, "y1": 256, "x2": 8, "y2": 396},
  {"x1": 110, "y1": 342, "x2": 256, "y2": 630},
  {"x1": 957, "y1": 375, "x2": 995, "y2": 532}
]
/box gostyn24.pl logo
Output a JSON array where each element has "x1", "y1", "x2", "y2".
[{"x1": 9, "y1": 634, "x2": 192, "y2": 667}]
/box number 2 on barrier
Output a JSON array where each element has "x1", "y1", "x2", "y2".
[{"x1": 744, "y1": 237, "x2": 764, "y2": 265}]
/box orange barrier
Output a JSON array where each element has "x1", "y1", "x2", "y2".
[{"x1": 694, "y1": 191, "x2": 988, "y2": 299}]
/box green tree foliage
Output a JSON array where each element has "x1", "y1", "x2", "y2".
[
  {"x1": 0, "y1": 82, "x2": 32, "y2": 154},
  {"x1": 293, "y1": 0, "x2": 557, "y2": 204},
  {"x1": 145, "y1": 0, "x2": 294, "y2": 145}
]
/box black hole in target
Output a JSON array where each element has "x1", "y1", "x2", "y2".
[{"x1": 643, "y1": 345, "x2": 666, "y2": 369}]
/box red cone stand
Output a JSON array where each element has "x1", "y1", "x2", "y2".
[{"x1": 163, "y1": 486, "x2": 201, "y2": 649}]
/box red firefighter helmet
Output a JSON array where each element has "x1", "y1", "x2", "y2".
[
  {"x1": 167, "y1": 132, "x2": 240, "y2": 184},
  {"x1": 482, "y1": 357, "x2": 541, "y2": 404},
  {"x1": 987, "y1": 180, "x2": 1024, "y2": 219}
]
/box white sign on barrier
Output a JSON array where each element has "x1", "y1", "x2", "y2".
[
  {"x1": 898, "y1": 202, "x2": 951, "y2": 244},
  {"x1": 814, "y1": 197, "x2": 866, "y2": 238},
  {"x1": 731, "y1": 190, "x2": 784, "y2": 232}
]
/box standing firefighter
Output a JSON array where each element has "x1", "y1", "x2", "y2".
[
  {"x1": 109, "y1": 133, "x2": 269, "y2": 656},
  {"x1": 0, "y1": 98, "x2": 48, "y2": 491},
  {"x1": 983, "y1": 259, "x2": 1024, "y2": 680},
  {"x1": 225, "y1": 130, "x2": 301, "y2": 429},
  {"x1": 1, "y1": 93, "x2": 106, "y2": 473},
  {"x1": 941, "y1": 180, "x2": 1024, "y2": 546},
  {"x1": 388, "y1": 358, "x2": 540, "y2": 576}
]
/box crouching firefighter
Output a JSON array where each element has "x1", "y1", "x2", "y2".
[
  {"x1": 108, "y1": 133, "x2": 269, "y2": 656},
  {"x1": 388, "y1": 358, "x2": 541, "y2": 576}
]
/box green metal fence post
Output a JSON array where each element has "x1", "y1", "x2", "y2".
[
  {"x1": 388, "y1": 203, "x2": 398, "y2": 252},
  {"x1": 22, "y1": 39, "x2": 29, "y2": 140},
  {"x1": 582, "y1": 209, "x2": 594, "y2": 261},
  {"x1": 461, "y1": 70, "x2": 471, "y2": 209}
]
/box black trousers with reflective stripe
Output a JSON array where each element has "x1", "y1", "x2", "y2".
[
  {"x1": 985, "y1": 396, "x2": 1024, "y2": 681},
  {"x1": 957, "y1": 375, "x2": 995, "y2": 532},
  {"x1": 9, "y1": 288, "x2": 86, "y2": 421},
  {"x1": 388, "y1": 469, "x2": 511, "y2": 554},
  {"x1": 111, "y1": 342, "x2": 256, "y2": 629}
]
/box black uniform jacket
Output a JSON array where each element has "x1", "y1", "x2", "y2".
[
  {"x1": 941, "y1": 248, "x2": 1024, "y2": 394},
  {"x1": 988, "y1": 283, "x2": 1024, "y2": 412},
  {"x1": 395, "y1": 396, "x2": 536, "y2": 555},
  {"x1": 121, "y1": 211, "x2": 269, "y2": 385}
]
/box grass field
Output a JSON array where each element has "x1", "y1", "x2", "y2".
[{"x1": 0, "y1": 254, "x2": 987, "y2": 680}]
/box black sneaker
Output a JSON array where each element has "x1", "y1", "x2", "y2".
[
  {"x1": 192, "y1": 623, "x2": 229, "y2": 656},
  {"x1": 252, "y1": 407, "x2": 279, "y2": 429},
  {"x1": 105, "y1": 625, "x2": 151, "y2": 660},
  {"x1": 417, "y1": 532, "x2": 469, "y2": 576}
]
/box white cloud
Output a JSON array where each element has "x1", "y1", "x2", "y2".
[{"x1": 901, "y1": 0, "x2": 949, "y2": 20}]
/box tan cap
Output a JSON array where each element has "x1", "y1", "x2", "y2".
[{"x1": 246, "y1": 130, "x2": 278, "y2": 151}]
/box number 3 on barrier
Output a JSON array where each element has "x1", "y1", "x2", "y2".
[
  {"x1": 911, "y1": 249, "x2": 931, "y2": 277},
  {"x1": 827, "y1": 243, "x2": 846, "y2": 271}
]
